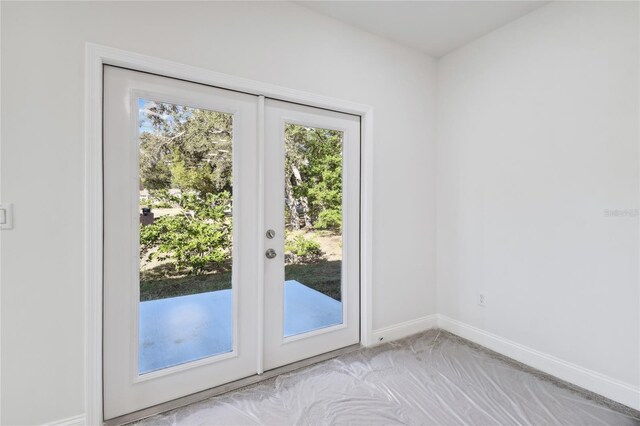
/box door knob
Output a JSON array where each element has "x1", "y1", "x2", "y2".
[{"x1": 265, "y1": 248, "x2": 277, "y2": 259}]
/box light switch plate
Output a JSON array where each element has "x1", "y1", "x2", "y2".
[{"x1": 0, "y1": 203, "x2": 13, "y2": 229}]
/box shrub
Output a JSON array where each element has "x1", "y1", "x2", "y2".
[
  {"x1": 314, "y1": 209, "x2": 342, "y2": 230},
  {"x1": 140, "y1": 191, "x2": 232, "y2": 275},
  {"x1": 285, "y1": 235, "x2": 324, "y2": 263}
]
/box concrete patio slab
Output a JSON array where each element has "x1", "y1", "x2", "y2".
[
  {"x1": 283, "y1": 280, "x2": 342, "y2": 337},
  {"x1": 139, "y1": 280, "x2": 342, "y2": 374}
]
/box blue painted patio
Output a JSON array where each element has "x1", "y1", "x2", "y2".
[{"x1": 139, "y1": 280, "x2": 342, "y2": 374}]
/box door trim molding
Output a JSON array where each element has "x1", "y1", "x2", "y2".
[{"x1": 84, "y1": 42, "x2": 374, "y2": 425}]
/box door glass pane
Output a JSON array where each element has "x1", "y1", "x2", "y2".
[
  {"x1": 283, "y1": 123, "x2": 344, "y2": 337},
  {"x1": 138, "y1": 99, "x2": 234, "y2": 374}
]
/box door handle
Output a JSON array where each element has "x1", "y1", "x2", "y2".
[{"x1": 265, "y1": 248, "x2": 277, "y2": 259}]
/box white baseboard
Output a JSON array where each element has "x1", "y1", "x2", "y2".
[
  {"x1": 437, "y1": 314, "x2": 640, "y2": 411},
  {"x1": 43, "y1": 317, "x2": 637, "y2": 425},
  {"x1": 45, "y1": 414, "x2": 86, "y2": 426},
  {"x1": 371, "y1": 314, "x2": 438, "y2": 345}
]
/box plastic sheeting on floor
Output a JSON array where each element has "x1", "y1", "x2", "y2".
[{"x1": 135, "y1": 329, "x2": 640, "y2": 425}]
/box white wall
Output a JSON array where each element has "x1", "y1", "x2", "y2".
[
  {"x1": 438, "y1": 0, "x2": 639, "y2": 405},
  {"x1": 0, "y1": 2, "x2": 437, "y2": 424},
  {"x1": 4, "y1": 0, "x2": 638, "y2": 423}
]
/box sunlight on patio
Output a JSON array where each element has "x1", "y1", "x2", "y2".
[{"x1": 139, "y1": 280, "x2": 342, "y2": 374}]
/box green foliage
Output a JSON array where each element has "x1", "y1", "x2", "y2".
[
  {"x1": 315, "y1": 209, "x2": 342, "y2": 230},
  {"x1": 139, "y1": 133, "x2": 172, "y2": 190},
  {"x1": 285, "y1": 124, "x2": 343, "y2": 231},
  {"x1": 148, "y1": 192, "x2": 174, "y2": 209},
  {"x1": 140, "y1": 192, "x2": 232, "y2": 275},
  {"x1": 139, "y1": 189, "x2": 174, "y2": 209},
  {"x1": 139, "y1": 102, "x2": 233, "y2": 195},
  {"x1": 169, "y1": 150, "x2": 219, "y2": 195},
  {"x1": 137, "y1": 100, "x2": 343, "y2": 284},
  {"x1": 285, "y1": 234, "x2": 324, "y2": 263},
  {"x1": 139, "y1": 101, "x2": 343, "y2": 232},
  {"x1": 138, "y1": 102, "x2": 235, "y2": 276}
]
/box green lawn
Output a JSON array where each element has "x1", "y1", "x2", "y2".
[{"x1": 140, "y1": 260, "x2": 341, "y2": 302}]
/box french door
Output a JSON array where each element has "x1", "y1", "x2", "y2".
[
  {"x1": 263, "y1": 100, "x2": 360, "y2": 369},
  {"x1": 103, "y1": 66, "x2": 360, "y2": 419}
]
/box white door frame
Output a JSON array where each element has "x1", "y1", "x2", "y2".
[{"x1": 84, "y1": 43, "x2": 374, "y2": 425}]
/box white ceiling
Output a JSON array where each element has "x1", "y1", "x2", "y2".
[{"x1": 298, "y1": 1, "x2": 550, "y2": 57}]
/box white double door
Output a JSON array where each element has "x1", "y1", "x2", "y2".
[{"x1": 103, "y1": 67, "x2": 360, "y2": 419}]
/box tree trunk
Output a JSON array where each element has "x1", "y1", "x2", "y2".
[
  {"x1": 299, "y1": 196, "x2": 313, "y2": 229},
  {"x1": 285, "y1": 177, "x2": 300, "y2": 230},
  {"x1": 290, "y1": 164, "x2": 312, "y2": 228}
]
